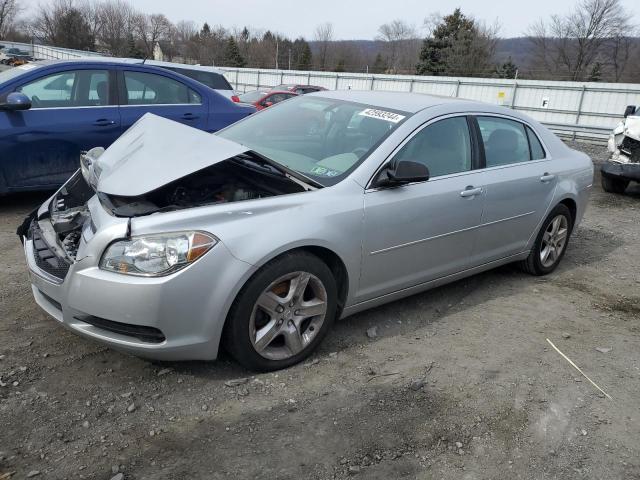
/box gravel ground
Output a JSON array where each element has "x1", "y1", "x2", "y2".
[{"x1": 1, "y1": 141, "x2": 639, "y2": 480}]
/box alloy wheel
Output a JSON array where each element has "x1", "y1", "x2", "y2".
[
  {"x1": 540, "y1": 215, "x2": 569, "y2": 268},
  {"x1": 249, "y1": 271, "x2": 328, "y2": 360}
]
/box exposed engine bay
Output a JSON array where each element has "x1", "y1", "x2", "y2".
[
  {"x1": 100, "y1": 153, "x2": 308, "y2": 217},
  {"x1": 18, "y1": 152, "x2": 309, "y2": 264}
]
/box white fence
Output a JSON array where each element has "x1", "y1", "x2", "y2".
[
  {"x1": 220, "y1": 67, "x2": 640, "y2": 142},
  {"x1": 1, "y1": 40, "x2": 103, "y2": 60}
]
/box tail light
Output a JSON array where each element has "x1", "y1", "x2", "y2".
[{"x1": 231, "y1": 95, "x2": 240, "y2": 103}]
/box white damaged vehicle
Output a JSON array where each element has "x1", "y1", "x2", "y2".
[{"x1": 602, "y1": 105, "x2": 640, "y2": 194}]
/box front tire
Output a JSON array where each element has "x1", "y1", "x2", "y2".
[
  {"x1": 601, "y1": 174, "x2": 629, "y2": 194},
  {"x1": 224, "y1": 252, "x2": 337, "y2": 371},
  {"x1": 520, "y1": 204, "x2": 573, "y2": 276}
]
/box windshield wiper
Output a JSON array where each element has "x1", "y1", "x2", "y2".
[{"x1": 235, "y1": 152, "x2": 323, "y2": 190}]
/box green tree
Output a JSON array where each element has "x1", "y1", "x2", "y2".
[
  {"x1": 334, "y1": 58, "x2": 345, "y2": 72},
  {"x1": 296, "y1": 39, "x2": 313, "y2": 70},
  {"x1": 126, "y1": 34, "x2": 145, "y2": 59},
  {"x1": 372, "y1": 53, "x2": 387, "y2": 73},
  {"x1": 57, "y1": 8, "x2": 95, "y2": 50},
  {"x1": 495, "y1": 57, "x2": 518, "y2": 78},
  {"x1": 416, "y1": 8, "x2": 495, "y2": 76},
  {"x1": 588, "y1": 62, "x2": 602, "y2": 82},
  {"x1": 223, "y1": 36, "x2": 246, "y2": 67}
]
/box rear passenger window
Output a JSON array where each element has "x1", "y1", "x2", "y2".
[
  {"x1": 526, "y1": 126, "x2": 546, "y2": 160},
  {"x1": 123, "y1": 71, "x2": 200, "y2": 105},
  {"x1": 394, "y1": 116, "x2": 472, "y2": 178},
  {"x1": 477, "y1": 116, "x2": 530, "y2": 167}
]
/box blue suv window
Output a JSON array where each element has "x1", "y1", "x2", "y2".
[
  {"x1": 123, "y1": 71, "x2": 201, "y2": 106},
  {"x1": 18, "y1": 70, "x2": 110, "y2": 108}
]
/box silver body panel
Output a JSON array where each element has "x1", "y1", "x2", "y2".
[{"x1": 23, "y1": 92, "x2": 594, "y2": 361}]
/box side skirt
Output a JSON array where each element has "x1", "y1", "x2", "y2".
[{"x1": 340, "y1": 251, "x2": 529, "y2": 319}]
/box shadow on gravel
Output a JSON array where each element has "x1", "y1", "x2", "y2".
[
  {"x1": 124, "y1": 380, "x2": 511, "y2": 480},
  {"x1": 569, "y1": 226, "x2": 624, "y2": 265}
]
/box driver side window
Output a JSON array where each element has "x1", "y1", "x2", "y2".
[
  {"x1": 18, "y1": 70, "x2": 110, "y2": 109},
  {"x1": 394, "y1": 116, "x2": 472, "y2": 178}
]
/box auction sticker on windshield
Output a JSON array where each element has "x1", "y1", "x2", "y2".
[{"x1": 358, "y1": 108, "x2": 406, "y2": 123}]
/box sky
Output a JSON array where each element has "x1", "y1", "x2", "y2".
[{"x1": 21, "y1": 0, "x2": 640, "y2": 39}]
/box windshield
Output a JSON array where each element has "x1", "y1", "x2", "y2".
[
  {"x1": 218, "y1": 96, "x2": 409, "y2": 186},
  {"x1": 0, "y1": 63, "x2": 41, "y2": 85}
]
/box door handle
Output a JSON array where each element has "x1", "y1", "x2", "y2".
[
  {"x1": 540, "y1": 173, "x2": 556, "y2": 183},
  {"x1": 93, "y1": 119, "x2": 115, "y2": 126},
  {"x1": 460, "y1": 186, "x2": 483, "y2": 198},
  {"x1": 181, "y1": 113, "x2": 199, "y2": 120}
]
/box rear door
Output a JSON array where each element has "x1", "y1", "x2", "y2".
[
  {"x1": 0, "y1": 67, "x2": 120, "y2": 189},
  {"x1": 117, "y1": 68, "x2": 208, "y2": 132},
  {"x1": 470, "y1": 115, "x2": 557, "y2": 262}
]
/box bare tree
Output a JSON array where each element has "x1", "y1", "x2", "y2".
[
  {"x1": 609, "y1": 28, "x2": 636, "y2": 81},
  {"x1": 314, "y1": 22, "x2": 333, "y2": 70},
  {"x1": 529, "y1": 0, "x2": 632, "y2": 81},
  {"x1": 376, "y1": 20, "x2": 417, "y2": 73},
  {"x1": 0, "y1": 0, "x2": 20, "y2": 38},
  {"x1": 133, "y1": 12, "x2": 172, "y2": 58},
  {"x1": 96, "y1": 0, "x2": 134, "y2": 56}
]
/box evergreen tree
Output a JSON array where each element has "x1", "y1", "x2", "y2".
[
  {"x1": 416, "y1": 8, "x2": 476, "y2": 75},
  {"x1": 334, "y1": 59, "x2": 345, "y2": 72},
  {"x1": 200, "y1": 23, "x2": 212, "y2": 38},
  {"x1": 496, "y1": 57, "x2": 518, "y2": 79},
  {"x1": 372, "y1": 53, "x2": 387, "y2": 74},
  {"x1": 127, "y1": 34, "x2": 145, "y2": 59},
  {"x1": 588, "y1": 62, "x2": 602, "y2": 82},
  {"x1": 296, "y1": 40, "x2": 313, "y2": 70},
  {"x1": 223, "y1": 37, "x2": 246, "y2": 67}
]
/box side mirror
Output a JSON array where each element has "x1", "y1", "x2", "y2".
[
  {"x1": 624, "y1": 105, "x2": 636, "y2": 118},
  {"x1": 0, "y1": 92, "x2": 31, "y2": 111},
  {"x1": 375, "y1": 160, "x2": 430, "y2": 188},
  {"x1": 263, "y1": 101, "x2": 273, "y2": 108}
]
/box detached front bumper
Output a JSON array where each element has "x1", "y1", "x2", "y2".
[
  {"x1": 21, "y1": 206, "x2": 252, "y2": 361},
  {"x1": 601, "y1": 161, "x2": 640, "y2": 182}
]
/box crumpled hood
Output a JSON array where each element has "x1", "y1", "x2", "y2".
[{"x1": 94, "y1": 113, "x2": 249, "y2": 197}]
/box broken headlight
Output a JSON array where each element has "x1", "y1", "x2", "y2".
[{"x1": 100, "y1": 231, "x2": 217, "y2": 276}]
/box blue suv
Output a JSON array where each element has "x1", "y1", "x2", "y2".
[{"x1": 0, "y1": 59, "x2": 255, "y2": 193}]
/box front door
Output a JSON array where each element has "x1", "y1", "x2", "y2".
[
  {"x1": 359, "y1": 116, "x2": 485, "y2": 301},
  {"x1": 0, "y1": 68, "x2": 120, "y2": 189}
]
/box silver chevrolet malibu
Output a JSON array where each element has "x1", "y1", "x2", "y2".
[{"x1": 20, "y1": 91, "x2": 594, "y2": 371}]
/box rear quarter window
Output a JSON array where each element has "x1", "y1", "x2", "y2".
[{"x1": 168, "y1": 67, "x2": 232, "y2": 90}]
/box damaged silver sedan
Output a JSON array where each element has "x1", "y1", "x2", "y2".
[{"x1": 20, "y1": 91, "x2": 593, "y2": 371}]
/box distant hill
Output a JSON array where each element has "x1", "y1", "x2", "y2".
[{"x1": 308, "y1": 37, "x2": 640, "y2": 75}]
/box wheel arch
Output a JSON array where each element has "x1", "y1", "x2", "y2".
[
  {"x1": 558, "y1": 197, "x2": 577, "y2": 226},
  {"x1": 219, "y1": 244, "x2": 350, "y2": 350}
]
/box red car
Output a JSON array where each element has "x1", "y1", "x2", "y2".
[
  {"x1": 271, "y1": 84, "x2": 328, "y2": 95},
  {"x1": 237, "y1": 90, "x2": 298, "y2": 110}
]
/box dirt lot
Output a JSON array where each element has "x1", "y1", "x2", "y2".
[{"x1": 1, "y1": 142, "x2": 639, "y2": 480}]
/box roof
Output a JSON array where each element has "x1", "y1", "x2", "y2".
[
  {"x1": 30, "y1": 57, "x2": 226, "y2": 75},
  {"x1": 311, "y1": 90, "x2": 480, "y2": 114}
]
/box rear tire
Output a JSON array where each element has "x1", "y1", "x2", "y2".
[
  {"x1": 520, "y1": 204, "x2": 573, "y2": 276},
  {"x1": 601, "y1": 174, "x2": 629, "y2": 194},
  {"x1": 224, "y1": 252, "x2": 337, "y2": 372}
]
